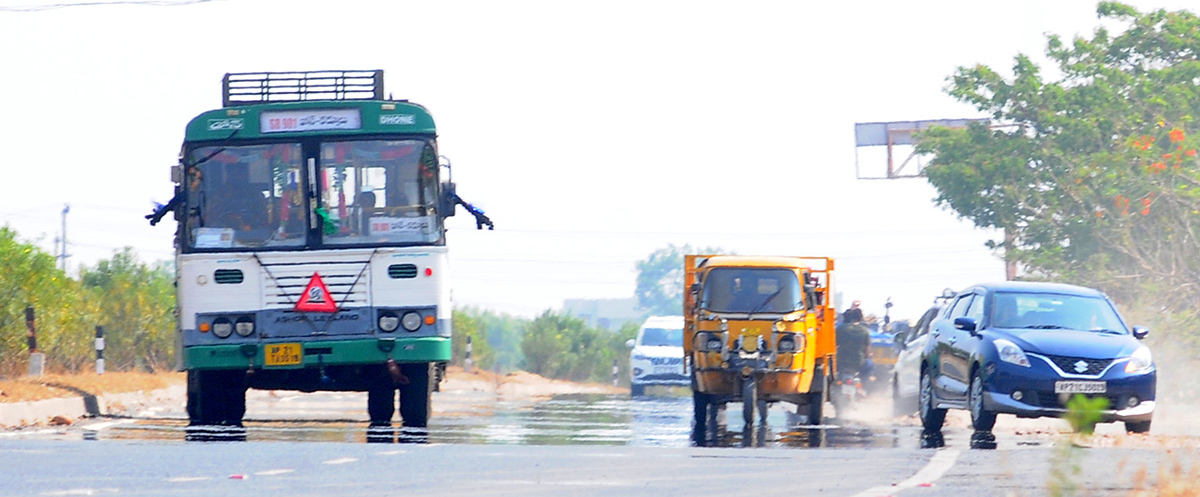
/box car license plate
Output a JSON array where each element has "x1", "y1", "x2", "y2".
[
  {"x1": 264, "y1": 343, "x2": 303, "y2": 367},
  {"x1": 653, "y1": 366, "x2": 677, "y2": 375},
  {"x1": 1054, "y1": 381, "x2": 1106, "y2": 394}
]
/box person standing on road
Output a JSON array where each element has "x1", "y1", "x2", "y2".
[{"x1": 843, "y1": 300, "x2": 864, "y2": 324}]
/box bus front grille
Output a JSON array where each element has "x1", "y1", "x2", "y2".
[{"x1": 260, "y1": 261, "x2": 371, "y2": 309}]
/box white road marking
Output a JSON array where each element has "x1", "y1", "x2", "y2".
[
  {"x1": 40, "y1": 489, "x2": 118, "y2": 495},
  {"x1": 0, "y1": 429, "x2": 59, "y2": 438},
  {"x1": 254, "y1": 469, "x2": 296, "y2": 476},
  {"x1": 494, "y1": 480, "x2": 631, "y2": 487},
  {"x1": 165, "y1": 477, "x2": 211, "y2": 482},
  {"x1": 375, "y1": 450, "x2": 407, "y2": 455},
  {"x1": 849, "y1": 448, "x2": 961, "y2": 497},
  {"x1": 323, "y1": 457, "x2": 359, "y2": 465}
]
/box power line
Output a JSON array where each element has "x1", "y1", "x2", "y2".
[{"x1": 0, "y1": 0, "x2": 219, "y2": 11}]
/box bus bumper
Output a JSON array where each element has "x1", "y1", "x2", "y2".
[{"x1": 183, "y1": 337, "x2": 451, "y2": 370}]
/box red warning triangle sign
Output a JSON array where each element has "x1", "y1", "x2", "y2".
[{"x1": 295, "y1": 272, "x2": 338, "y2": 313}]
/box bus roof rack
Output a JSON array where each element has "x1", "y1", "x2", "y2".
[{"x1": 222, "y1": 70, "x2": 385, "y2": 107}]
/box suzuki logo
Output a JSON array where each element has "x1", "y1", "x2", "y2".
[{"x1": 1074, "y1": 360, "x2": 1089, "y2": 373}]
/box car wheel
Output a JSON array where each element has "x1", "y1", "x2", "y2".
[
  {"x1": 969, "y1": 371, "x2": 997, "y2": 431},
  {"x1": 631, "y1": 383, "x2": 645, "y2": 397},
  {"x1": 1125, "y1": 420, "x2": 1152, "y2": 434},
  {"x1": 892, "y1": 375, "x2": 909, "y2": 417},
  {"x1": 919, "y1": 370, "x2": 945, "y2": 433}
]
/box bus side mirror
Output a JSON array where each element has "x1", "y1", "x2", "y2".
[
  {"x1": 690, "y1": 283, "x2": 700, "y2": 294},
  {"x1": 171, "y1": 164, "x2": 183, "y2": 184},
  {"x1": 440, "y1": 182, "x2": 457, "y2": 217}
]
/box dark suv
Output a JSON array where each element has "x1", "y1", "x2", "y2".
[{"x1": 920, "y1": 282, "x2": 1155, "y2": 448}]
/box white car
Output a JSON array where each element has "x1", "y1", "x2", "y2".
[{"x1": 626, "y1": 316, "x2": 687, "y2": 397}]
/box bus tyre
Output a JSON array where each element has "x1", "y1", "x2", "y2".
[
  {"x1": 399, "y1": 362, "x2": 434, "y2": 428},
  {"x1": 367, "y1": 386, "x2": 396, "y2": 426},
  {"x1": 187, "y1": 369, "x2": 245, "y2": 427}
]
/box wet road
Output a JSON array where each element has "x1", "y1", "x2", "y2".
[
  {"x1": 3, "y1": 390, "x2": 1197, "y2": 496},
  {"x1": 5, "y1": 389, "x2": 916, "y2": 449}
]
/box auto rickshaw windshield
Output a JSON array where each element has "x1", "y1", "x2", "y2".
[{"x1": 700, "y1": 268, "x2": 802, "y2": 313}]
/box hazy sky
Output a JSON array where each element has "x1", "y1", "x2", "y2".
[{"x1": 1, "y1": 0, "x2": 1190, "y2": 322}]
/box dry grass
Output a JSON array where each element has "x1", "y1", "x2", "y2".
[{"x1": 0, "y1": 372, "x2": 184, "y2": 403}]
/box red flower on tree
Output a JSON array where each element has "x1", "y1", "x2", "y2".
[{"x1": 1169, "y1": 128, "x2": 1186, "y2": 142}]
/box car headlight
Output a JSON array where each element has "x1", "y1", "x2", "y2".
[
  {"x1": 401, "y1": 311, "x2": 422, "y2": 332},
  {"x1": 994, "y1": 338, "x2": 1030, "y2": 367},
  {"x1": 1125, "y1": 346, "x2": 1153, "y2": 373}
]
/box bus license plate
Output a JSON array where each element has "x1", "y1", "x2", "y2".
[
  {"x1": 1054, "y1": 381, "x2": 1106, "y2": 394},
  {"x1": 265, "y1": 343, "x2": 303, "y2": 367}
]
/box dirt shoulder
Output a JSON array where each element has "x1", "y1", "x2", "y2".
[
  {"x1": 0, "y1": 372, "x2": 184, "y2": 404},
  {"x1": 0, "y1": 367, "x2": 623, "y2": 405}
]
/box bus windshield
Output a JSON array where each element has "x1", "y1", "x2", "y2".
[
  {"x1": 319, "y1": 139, "x2": 442, "y2": 246},
  {"x1": 185, "y1": 143, "x2": 306, "y2": 249},
  {"x1": 700, "y1": 268, "x2": 802, "y2": 314},
  {"x1": 183, "y1": 139, "x2": 443, "y2": 250}
]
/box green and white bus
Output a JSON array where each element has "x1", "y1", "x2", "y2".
[{"x1": 149, "y1": 70, "x2": 491, "y2": 432}]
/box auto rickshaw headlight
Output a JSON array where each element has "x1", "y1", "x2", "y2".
[
  {"x1": 695, "y1": 332, "x2": 724, "y2": 352},
  {"x1": 778, "y1": 335, "x2": 797, "y2": 353}
]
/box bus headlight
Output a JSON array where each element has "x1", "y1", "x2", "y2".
[
  {"x1": 234, "y1": 316, "x2": 255, "y2": 337},
  {"x1": 401, "y1": 312, "x2": 422, "y2": 332},
  {"x1": 378, "y1": 312, "x2": 400, "y2": 332},
  {"x1": 212, "y1": 317, "x2": 233, "y2": 339}
]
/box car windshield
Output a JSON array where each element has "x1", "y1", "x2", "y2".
[
  {"x1": 990, "y1": 292, "x2": 1128, "y2": 333},
  {"x1": 185, "y1": 143, "x2": 306, "y2": 249},
  {"x1": 640, "y1": 327, "x2": 683, "y2": 347},
  {"x1": 700, "y1": 268, "x2": 802, "y2": 313}
]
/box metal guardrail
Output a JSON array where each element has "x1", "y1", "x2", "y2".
[{"x1": 222, "y1": 70, "x2": 384, "y2": 107}]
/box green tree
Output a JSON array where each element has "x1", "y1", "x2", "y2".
[
  {"x1": 635, "y1": 244, "x2": 728, "y2": 315},
  {"x1": 0, "y1": 227, "x2": 90, "y2": 376},
  {"x1": 520, "y1": 310, "x2": 620, "y2": 382},
  {"x1": 79, "y1": 248, "x2": 176, "y2": 372},
  {"x1": 451, "y1": 308, "x2": 493, "y2": 370},
  {"x1": 917, "y1": 2, "x2": 1200, "y2": 322}
]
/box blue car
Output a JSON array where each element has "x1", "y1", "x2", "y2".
[{"x1": 920, "y1": 282, "x2": 1155, "y2": 446}]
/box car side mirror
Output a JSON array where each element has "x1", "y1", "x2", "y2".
[
  {"x1": 625, "y1": 339, "x2": 635, "y2": 349},
  {"x1": 954, "y1": 317, "x2": 977, "y2": 333},
  {"x1": 1132, "y1": 326, "x2": 1149, "y2": 340},
  {"x1": 893, "y1": 332, "x2": 907, "y2": 350}
]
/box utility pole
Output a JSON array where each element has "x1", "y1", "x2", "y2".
[{"x1": 59, "y1": 203, "x2": 69, "y2": 272}]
